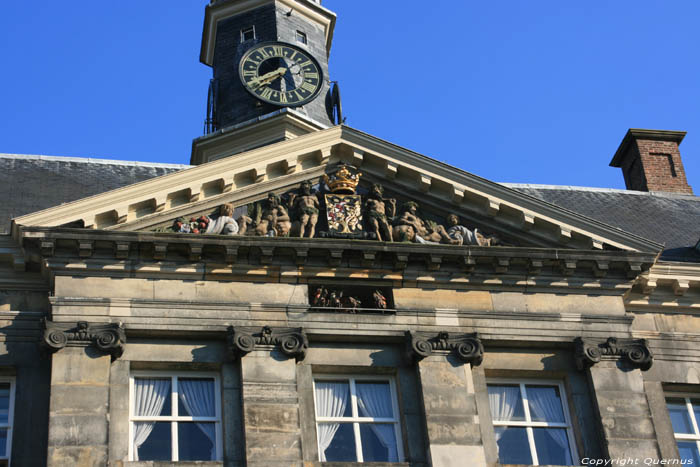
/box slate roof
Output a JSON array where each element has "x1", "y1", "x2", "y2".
[
  {"x1": 0, "y1": 154, "x2": 189, "y2": 234},
  {"x1": 505, "y1": 184, "x2": 700, "y2": 262}
]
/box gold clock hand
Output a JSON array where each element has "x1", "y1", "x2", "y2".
[{"x1": 250, "y1": 67, "x2": 288, "y2": 88}]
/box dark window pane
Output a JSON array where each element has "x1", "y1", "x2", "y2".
[
  {"x1": 678, "y1": 441, "x2": 700, "y2": 465},
  {"x1": 177, "y1": 378, "x2": 216, "y2": 417},
  {"x1": 360, "y1": 423, "x2": 398, "y2": 462},
  {"x1": 692, "y1": 400, "x2": 700, "y2": 432},
  {"x1": 135, "y1": 422, "x2": 171, "y2": 461},
  {"x1": 487, "y1": 384, "x2": 525, "y2": 421},
  {"x1": 533, "y1": 427, "x2": 572, "y2": 465},
  {"x1": 178, "y1": 422, "x2": 216, "y2": 460},
  {"x1": 526, "y1": 385, "x2": 565, "y2": 423},
  {"x1": 494, "y1": 426, "x2": 532, "y2": 464},
  {"x1": 667, "y1": 399, "x2": 693, "y2": 434},
  {"x1": 0, "y1": 384, "x2": 9, "y2": 425},
  {"x1": 0, "y1": 429, "x2": 6, "y2": 457},
  {"x1": 321, "y1": 423, "x2": 356, "y2": 462}
]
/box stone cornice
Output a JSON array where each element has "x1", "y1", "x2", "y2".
[
  {"x1": 17, "y1": 227, "x2": 657, "y2": 291},
  {"x1": 227, "y1": 325, "x2": 308, "y2": 361},
  {"x1": 41, "y1": 319, "x2": 126, "y2": 359},
  {"x1": 200, "y1": 0, "x2": 336, "y2": 66},
  {"x1": 405, "y1": 331, "x2": 483, "y2": 365},
  {"x1": 574, "y1": 336, "x2": 653, "y2": 371}
]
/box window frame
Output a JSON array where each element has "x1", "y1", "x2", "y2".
[
  {"x1": 665, "y1": 392, "x2": 700, "y2": 459},
  {"x1": 312, "y1": 374, "x2": 404, "y2": 463},
  {"x1": 128, "y1": 370, "x2": 223, "y2": 462},
  {"x1": 487, "y1": 378, "x2": 579, "y2": 466},
  {"x1": 0, "y1": 377, "x2": 15, "y2": 463},
  {"x1": 296, "y1": 30, "x2": 308, "y2": 45},
  {"x1": 240, "y1": 26, "x2": 256, "y2": 43}
]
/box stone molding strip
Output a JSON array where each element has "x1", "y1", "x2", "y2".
[
  {"x1": 228, "y1": 325, "x2": 308, "y2": 361},
  {"x1": 41, "y1": 319, "x2": 126, "y2": 359},
  {"x1": 574, "y1": 336, "x2": 653, "y2": 371},
  {"x1": 406, "y1": 331, "x2": 483, "y2": 366}
]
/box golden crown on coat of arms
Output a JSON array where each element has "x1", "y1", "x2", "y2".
[{"x1": 323, "y1": 163, "x2": 362, "y2": 194}]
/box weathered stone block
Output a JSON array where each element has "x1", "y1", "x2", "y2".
[
  {"x1": 48, "y1": 385, "x2": 108, "y2": 415},
  {"x1": 424, "y1": 415, "x2": 482, "y2": 445},
  {"x1": 245, "y1": 432, "x2": 303, "y2": 461},
  {"x1": 394, "y1": 288, "x2": 492, "y2": 311},
  {"x1": 48, "y1": 414, "x2": 108, "y2": 446},
  {"x1": 244, "y1": 403, "x2": 300, "y2": 433},
  {"x1": 47, "y1": 446, "x2": 108, "y2": 467},
  {"x1": 50, "y1": 347, "x2": 110, "y2": 385},
  {"x1": 429, "y1": 444, "x2": 486, "y2": 467}
]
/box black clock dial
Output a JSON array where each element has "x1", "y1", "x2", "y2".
[{"x1": 239, "y1": 42, "x2": 324, "y2": 107}]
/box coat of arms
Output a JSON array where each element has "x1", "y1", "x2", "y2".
[{"x1": 322, "y1": 164, "x2": 364, "y2": 238}]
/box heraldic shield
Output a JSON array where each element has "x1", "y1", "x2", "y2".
[{"x1": 325, "y1": 193, "x2": 363, "y2": 236}]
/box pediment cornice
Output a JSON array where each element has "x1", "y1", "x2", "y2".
[
  {"x1": 18, "y1": 226, "x2": 656, "y2": 294},
  {"x1": 13, "y1": 126, "x2": 663, "y2": 254}
]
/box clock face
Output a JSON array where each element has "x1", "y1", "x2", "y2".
[{"x1": 239, "y1": 42, "x2": 324, "y2": 107}]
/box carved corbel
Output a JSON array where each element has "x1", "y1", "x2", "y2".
[
  {"x1": 41, "y1": 319, "x2": 126, "y2": 360},
  {"x1": 406, "y1": 331, "x2": 483, "y2": 366},
  {"x1": 227, "y1": 326, "x2": 308, "y2": 361},
  {"x1": 574, "y1": 337, "x2": 653, "y2": 371}
]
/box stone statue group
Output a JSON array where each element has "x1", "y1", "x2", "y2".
[{"x1": 167, "y1": 180, "x2": 498, "y2": 247}]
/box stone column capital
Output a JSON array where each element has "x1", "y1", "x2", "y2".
[
  {"x1": 41, "y1": 319, "x2": 126, "y2": 360},
  {"x1": 574, "y1": 337, "x2": 653, "y2": 371},
  {"x1": 227, "y1": 325, "x2": 308, "y2": 361},
  {"x1": 405, "y1": 330, "x2": 483, "y2": 366}
]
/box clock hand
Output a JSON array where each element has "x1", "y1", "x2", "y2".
[{"x1": 249, "y1": 67, "x2": 288, "y2": 88}]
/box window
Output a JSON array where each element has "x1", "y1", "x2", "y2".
[
  {"x1": 666, "y1": 395, "x2": 700, "y2": 464},
  {"x1": 487, "y1": 380, "x2": 578, "y2": 466},
  {"x1": 296, "y1": 30, "x2": 308, "y2": 44},
  {"x1": 241, "y1": 26, "x2": 255, "y2": 42},
  {"x1": 0, "y1": 378, "x2": 15, "y2": 463},
  {"x1": 313, "y1": 375, "x2": 403, "y2": 462},
  {"x1": 129, "y1": 372, "x2": 222, "y2": 462}
]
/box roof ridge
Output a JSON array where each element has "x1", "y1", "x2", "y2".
[
  {"x1": 0, "y1": 153, "x2": 191, "y2": 169},
  {"x1": 502, "y1": 183, "x2": 699, "y2": 200}
]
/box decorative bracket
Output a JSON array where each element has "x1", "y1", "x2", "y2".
[
  {"x1": 41, "y1": 319, "x2": 126, "y2": 360},
  {"x1": 405, "y1": 331, "x2": 483, "y2": 366},
  {"x1": 574, "y1": 337, "x2": 653, "y2": 371},
  {"x1": 227, "y1": 326, "x2": 308, "y2": 361}
]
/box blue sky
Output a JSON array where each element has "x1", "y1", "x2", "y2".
[{"x1": 1, "y1": 1, "x2": 699, "y2": 191}]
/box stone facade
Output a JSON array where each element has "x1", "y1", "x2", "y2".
[{"x1": 0, "y1": 1, "x2": 699, "y2": 466}]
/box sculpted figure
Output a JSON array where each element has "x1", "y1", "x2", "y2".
[
  {"x1": 364, "y1": 184, "x2": 396, "y2": 242},
  {"x1": 290, "y1": 181, "x2": 320, "y2": 238},
  {"x1": 392, "y1": 202, "x2": 458, "y2": 244},
  {"x1": 373, "y1": 290, "x2": 387, "y2": 309},
  {"x1": 255, "y1": 192, "x2": 291, "y2": 237},
  {"x1": 446, "y1": 214, "x2": 499, "y2": 246},
  {"x1": 205, "y1": 203, "x2": 239, "y2": 235}
]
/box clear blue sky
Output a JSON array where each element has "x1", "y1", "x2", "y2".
[{"x1": 1, "y1": 1, "x2": 699, "y2": 191}]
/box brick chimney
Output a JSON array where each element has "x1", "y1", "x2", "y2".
[{"x1": 610, "y1": 129, "x2": 693, "y2": 194}]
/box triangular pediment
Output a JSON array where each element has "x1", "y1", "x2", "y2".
[{"x1": 13, "y1": 126, "x2": 663, "y2": 253}]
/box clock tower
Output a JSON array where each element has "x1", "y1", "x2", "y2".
[{"x1": 193, "y1": 0, "x2": 338, "y2": 164}]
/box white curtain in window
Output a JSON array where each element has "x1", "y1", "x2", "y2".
[
  {"x1": 527, "y1": 387, "x2": 569, "y2": 456},
  {"x1": 132, "y1": 378, "x2": 170, "y2": 461},
  {"x1": 488, "y1": 385, "x2": 520, "y2": 442},
  {"x1": 179, "y1": 379, "x2": 217, "y2": 460},
  {"x1": 315, "y1": 382, "x2": 349, "y2": 461},
  {"x1": 357, "y1": 383, "x2": 399, "y2": 461}
]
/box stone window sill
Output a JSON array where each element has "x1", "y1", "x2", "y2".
[{"x1": 125, "y1": 462, "x2": 222, "y2": 467}]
